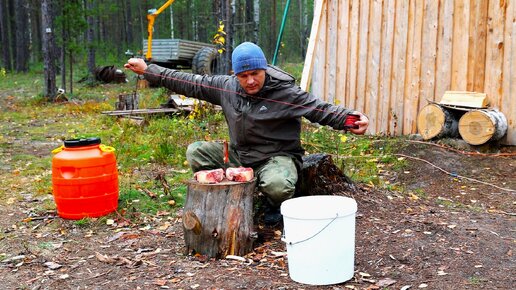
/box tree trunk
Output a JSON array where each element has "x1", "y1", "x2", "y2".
[
  {"x1": 124, "y1": 0, "x2": 133, "y2": 45},
  {"x1": 29, "y1": 1, "x2": 42, "y2": 63},
  {"x1": 14, "y1": 0, "x2": 29, "y2": 72},
  {"x1": 183, "y1": 179, "x2": 256, "y2": 258},
  {"x1": 8, "y1": 0, "x2": 16, "y2": 68},
  {"x1": 253, "y1": 0, "x2": 259, "y2": 44},
  {"x1": 85, "y1": 0, "x2": 95, "y2": 77},
  {"x1": 299, "y1": 0, "x2": 306, "y2": 58},
  {"x1": 41, "y1": 0, "x2": 57, "y2": 100},
  {"x1": 69, "y1": 52, "x2": 73, "y2": 94},
  {"x1": 269, "y1": 1, "x2": 276, "y2": 57},
  {"x1": 60, "y1": 8, "x2": 67, "y2": 92},
  {"x1": 0, "y1": 0, "x2": 12, "y2": 70},
  {"x1": 223, "y1": 0, "x2": 234, "y2": 73},
  {"x1": 169, "y1": 3, "x2": 174, "y2": 38}
]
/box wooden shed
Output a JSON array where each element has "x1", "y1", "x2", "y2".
[{"x1": 301, "y1": 0, "x2": 516, "y2": 145}]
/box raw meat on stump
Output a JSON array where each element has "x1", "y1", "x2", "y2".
[{"x1": 193, "y1": 168, "x2": 225, "y2": 184}]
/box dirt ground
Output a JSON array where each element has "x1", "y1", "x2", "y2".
[{"x1": 1, "y1": 131, "x2": 515, "y2": 289}]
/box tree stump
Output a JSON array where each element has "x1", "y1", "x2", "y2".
[
  {"x1": 183, "y1": 179, "x2": 256, "y2": 258},
  {"x1": 417, "y1": 103, "x2": 461, "y2": 140},
  {"x1": 115, "y1": 93, "x2": 139, "y2": 110},
  {"x1": 298, "y1": 153, "x2": 355, "y2": 197}
]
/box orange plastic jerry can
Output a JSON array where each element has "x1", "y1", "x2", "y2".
[{"x1": 51, "y1": 137, "x2": 119, "y2": 219}]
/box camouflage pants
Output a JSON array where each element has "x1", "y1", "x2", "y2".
[{"x1": 186, "y1": 141, "x2": 297, "y2": 207}]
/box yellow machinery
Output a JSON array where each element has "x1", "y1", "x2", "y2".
[
  {"x1": 146, "y1": 0, "x2": 175, "y2": 60},
  {"x1": 142, "y1": 0, "x2": 219, "y2": 74}
]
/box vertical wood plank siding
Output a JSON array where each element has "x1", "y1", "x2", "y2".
[{"x1": 310, "y1": 0, "x2": 516, "y2": 145}]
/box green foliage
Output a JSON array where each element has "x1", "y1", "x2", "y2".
[
  {"x1": 281, "y1": 62, "x2": 304, "y2": 84},
  {"x1": 118, "y1": 188, "x2": 180, "y2": 215},
  {"x1": 301, "y1": 124, "x2": 407, "y2": 188},
  {"x1": 74, "y1": 218, "x2": 91, "y2": 227}
]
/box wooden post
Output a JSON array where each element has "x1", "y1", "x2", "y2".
[
  {"x1": 458, "y1": 109, "x2": 508, "y2": 145},
  {"x1": 183, "y1": 179, "x2": 256, "y2": 258},
  {"x1": 300, "y1": 0, "x2": 326, "y2": 91},
  {"x1": 417, "y1": 103, "x2": 461, "y2": 140}
]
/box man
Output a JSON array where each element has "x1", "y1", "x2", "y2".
[{"x1": 125, "y1": 42, "x2": 368, "y2": 224}]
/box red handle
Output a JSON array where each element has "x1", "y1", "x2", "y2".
[
  {"x1": 223, "y1": 140, "x2": 229, "y2": 164},
  {"x1": 344, "y1": 114, "x2": 360, "y2": 130}
]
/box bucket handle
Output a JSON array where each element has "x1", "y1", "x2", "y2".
[{"x1": 281, "y1": 214, "x2": 339, "y2": 245}]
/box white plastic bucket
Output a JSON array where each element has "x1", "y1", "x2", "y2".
[{"x1": 281, "y1": 195, "x2": 357, "y2": 285}]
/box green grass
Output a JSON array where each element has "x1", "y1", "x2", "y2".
[
  {"x1": 74, "y1": 218, "x2": 91, "y2": 227},
  {"x1": 0, "y1": 64, "x2": 408, "y2": 218}
]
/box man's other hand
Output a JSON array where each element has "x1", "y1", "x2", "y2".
[{"x1": 124, "y1": 58, "x2": 148, "y2": 75}]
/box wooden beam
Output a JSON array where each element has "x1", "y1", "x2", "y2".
[{"x1": 300, "y1": 0, "x2": 326, "y2": 91}]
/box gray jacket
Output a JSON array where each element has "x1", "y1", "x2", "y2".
[{"x1": 144, "y1": 64, "x2": 353, "y2": 167}]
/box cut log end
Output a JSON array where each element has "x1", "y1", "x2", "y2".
[
  {"x1": 417, "y1": 104, "x2": 459, "y2": 140},
  {"x1": 459, "y1": 110, "x2": 508, "y2": 145}
]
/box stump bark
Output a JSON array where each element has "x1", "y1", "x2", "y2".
[
  {"x1": 298, "y1": 153, "x2": 355, "y2": 197},
  {"x1": 183, "y1": 179, "x2": 256, "y2": 258}
]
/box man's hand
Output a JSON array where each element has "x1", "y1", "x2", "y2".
[
  {"x1": 124, "y1": 58, "x2": 148, "y2": 75},
  {"x1": 348, "y1": 111, "x2": 368, "y2": 135}
]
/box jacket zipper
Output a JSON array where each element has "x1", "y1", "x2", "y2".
[{"x1": 242, "y1": 100, "x2": 251, "y2": 145}]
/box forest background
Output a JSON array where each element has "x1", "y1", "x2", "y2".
[{"x1": 0, "y1": 0, "x2": 313, "y2": 92}]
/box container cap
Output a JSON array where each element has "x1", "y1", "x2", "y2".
[{"x1": 64, "y1": 137, "x2": 101, "y2": 148}]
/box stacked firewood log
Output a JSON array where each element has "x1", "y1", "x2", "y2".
[{"x1": 417, "y1": 91, "x2": 508, "y2": 145}]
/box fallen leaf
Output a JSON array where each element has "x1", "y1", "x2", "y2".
[
  {"x1": 400, "y1": 286, "x2": 412, "y2": 290},
  {"x1": 44, "y1": 261, "x2": 62, "y2": 270},
  {"x1": 447, "y1": 224, "x2": 457, "y2": 229},
  {"x1": 95, "y1": 252, "x2": 117, "y2": 264},
  {"x1": 158, "y1": 222, "x2": 171, "y2": 231},
  {"x1": 107, "y1": 232, "x2": 125, "y2": 243},
  {"x1": 154, "y1": 279, "x2": 167, "y2": 286},
  {"x1": 170, "y1": 277, "x2": 181, "y2": 283},
  {"x1": 225, "y1": 255, "x2": 246, "y2": 262},
  {"x1": 106, "y1": 219, "x2": 115, "y2": 226},
  {"x1": 1, "y1": 255, "x2": 25, "y2": 263},
  {"x1": 437, "y1": 270, "x2": 448, "y2": 276},
  {"x1": 59, "y1": 274, "x2": 69, "y2": 280},
  {"x1": 418, "y1": 283, "x2": 428, "y2": 288},
  {"x1": 376, "y1": 278, "x2": 397, "y2": 287},
  {"x1": 270, "y1": 251, "x2": 287, "y2": 257}
]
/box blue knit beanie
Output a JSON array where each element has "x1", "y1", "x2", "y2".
[{"x1": 231, "y1": 42, "x2": 268, "y2": 74}]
